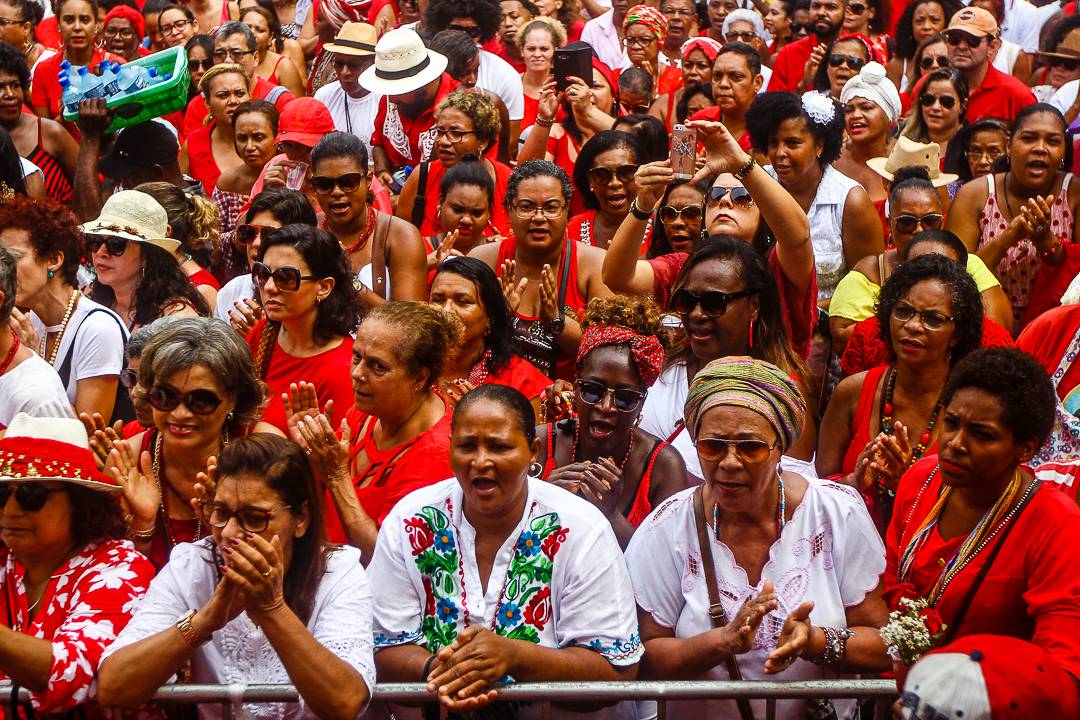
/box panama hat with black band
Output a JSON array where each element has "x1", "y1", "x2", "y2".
[
  {"x1": 358, "y1": 27, "x2": 449, "y2": 96},
  {"x1": 324, "y1": 21, "x2": 378, "y2": 57}
]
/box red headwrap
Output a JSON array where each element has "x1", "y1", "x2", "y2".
[
  {"x1": 623, "y1": 5, "x2": 669, "y2": 42},
  {"x1": 592, "y1": 56, "x2": 618, "y2": 97},
  {"x1": 103, "y1": 5, "x2": 145, "y2": 42},
  {"x1": 577, "y1": 324, "x2": 665, "y2": 388},
  {"x1": 836, "y1": 32, "x2": 885, "y2": 65},
  {"x1": 681, "y1": 37, "x2": 723, "y2": 62}
]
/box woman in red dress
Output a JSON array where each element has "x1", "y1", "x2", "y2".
[
  {"x1": 289, "y1": 301, "x2": 460, "y2": 563},
  {"x1": 885, "y1": 347, "x2": 1080, "y2": 680},
  {"x1": 421, "y1": 162, "x2": 498, "y2": 287}
]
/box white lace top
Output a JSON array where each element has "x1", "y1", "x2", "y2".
[
  {"x1": 103, "y1": 539, "x2": 375, "y2": 720},
  {"x1": 624, "y1": 479, "x2": 885, "y2": 720}
]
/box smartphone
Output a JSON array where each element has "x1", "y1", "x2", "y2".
[
  {"x1": 553, "y1": 46, "x2": 593, "y2": 92},
  {"x1": 670, "y1": 124, "x2": 697, "y2": 180}
]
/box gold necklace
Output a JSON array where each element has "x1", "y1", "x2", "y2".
[{"x1": 40, "y1": 289, "x2": 80, "y2": 365}]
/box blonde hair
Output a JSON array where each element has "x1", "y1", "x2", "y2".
[
  {"x1": 364, "y1": 301, "x2": 464, "y2": 383},
  {"x1": 516, "y1": 16, "x2": 567, "y2": 50},
  {"x1": 436, "y1": 90, "x2": 502, "y2": 153},
  {"x1": 582, "y1": 295, "x2": 663, "y2": 337},
  {"x1": 200, "y1": 63, "x2": 247, "y2": 101}
]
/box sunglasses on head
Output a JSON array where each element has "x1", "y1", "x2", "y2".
[
  {"x1": 235, "y1": 224, "x2": 272, "y2": 246},
  {"x1": 828, "y1": 53, "x2": 866, "y2": 70},
  {"x1": 671, "y1": 287, "x2": 754, "y2": 317},
  {"x1": 919, "y1": 55, "x2": 949, "y2": 71},
  {"x1": 893, "y1": 212, "x2": 944, "y2": 234},
  {"x1": 310, "y1": 172, "x2": 367, "y2": 194},
  {"x1": 587, "y1": 164, "x2": 637, "y2": 185},
  {"x1": 88, "y1": 236, "x2": 129, "y2": 256},
  {"x1": 945, "y1": 30, "x2": 987, "y2": 48},
  {"x1": 0, "y1": 484, "x2": 66, "y2": 512},
  {"x1": 659, "y1": 204, "x2": 704, "y2": 222},
  {"x1": 919, "y1": 92, "x2": 957, "y2": 109},
  {"x1": 1051, "y1": 56, "x2": 1080, "y2": 72},
  {"x1": 147, "y1": 384, "x2": 224, "y2": 415},
  {"x1": 695, "y1": 436, "x2": 777, "y2": 464},
  {"x1": 576, "y1": 379, "x2": 646, "y2": 413},
  {"x1": 706, "y1": 185, "x2": 754, "y2": 208},
  {"x1": 252, "y1": 261, "x2": 317, "y2": 292}
]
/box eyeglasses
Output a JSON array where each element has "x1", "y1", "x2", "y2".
[
  {"x1": 965, "y1": 146, "x2": 1005, "y2": 161},
  {"x1": 620, "y1": 101, "x2": 652, "y2": 115},
  {"x1": 893, "y1": 212, "x2": 944, "y2": 234},
  {"x1": 1051, "y1": 56, "x2": 1080, "y2": 71},
  {"x1": 0, "y1": 18, "x2": 27, "y2": 27},
  {"x1": 891, "y1": 301, "x2": 953, "y2": 331},
  {"x1": 944, "y1": 30, "x2": 987, "y2": 48},
  {"x1": 695, "y1": 436, "x2": 777, "y2": 464},
  {"x1": 252, "y1": 261, "x2": 318, "y2": 292},
  {"x1": 199, "y1": 501, "x2": 292, "y2": 532},
  {"x1": 706, "y1": 185, "x2": 755, "y2": 208},
  {"x1": 846, "y1": 2, "x2": 867, "y2": 14},
  {"x1": 432, "y1": 127, "x2": 478, "y2": 143},
  {"x1": 576, "y1": 379, "x2": 646, "y2": 413},
  {"x1": 446, "y1": 23, "x2": 482, "y2": 38},
  {"x1": 661, "y1": 6, "x2": 696, "y2": 16},
  {"x1": 160, "y1": 18, "x2": 191, "y2": 36},
  {"x1": 828, "y1": 53, "x2": 866, "y2": 70},
  {"x1": 88, "y1": 236, "x2": 129, "y2": 256},
  {"x1": 213, "y1": 48, "x2": 255, "y2": 62},
  {"x1": 659, "y1": 204, "x2": 703, "y2": 222},
  {"x1": 919, "y1": 92, "x2": 957, "y2": 109},
  {"x1": 725, "y1": 30, "x2": 757, "y2": 43},
  {"x1": 919, "y1": 55, "x2": 949, "y2": 71},
  {"x1": 235, "y1": 223, "x2": 272, "y2": 246},
  {"x1": 671, "y1": 287, "x2": 754, "y2": 316},
  {"x1": 189, "y1": 58, "x2": 214, "y2": 71},
  {"x1": 147, "y1": 385, "x2": 225, "y2": 415},
  {"x1": 310, "y1": 172, "x2": 367, "y2": 194},
  {"x1": 587, "y1": 164, "x2": 637, "y2": 185},
  {"x1": 625, "y1": 35, "x2": 656, "y2": 47},
  {"x1": 0, "y1": 484, "x2": 66, "y2": 512},
  {"x1": 120, "y1": 367, "x2": 139, "y2": 389},
  {"x1": 104, "y1": 26, "x2": 137, "y2": 39},
  {"x1": 511, "y1": 201, "x2": 565, "y2": 219}
]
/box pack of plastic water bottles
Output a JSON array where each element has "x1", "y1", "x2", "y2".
[{"x1": 58, "y1": 60, "x2": 171, "y2": 114}]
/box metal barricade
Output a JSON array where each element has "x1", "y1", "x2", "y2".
[{"x1": 2, "y1": 680, "x2": 898, "y2": 720}]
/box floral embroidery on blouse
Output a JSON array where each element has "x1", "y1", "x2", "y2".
[{"x1": 405, "y1": 504, "x2": 569, "y2": 652}]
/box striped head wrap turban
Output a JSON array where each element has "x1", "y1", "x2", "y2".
[
  {"x1": 683, "y1": 356, "x2": 806, "y2": 452},
  {"x1": 623, "y1": 5, "x2": 668, "y2": 43}
]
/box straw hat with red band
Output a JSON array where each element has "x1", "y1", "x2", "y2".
[{"x1": 0, "y1": 413, "x2": 118, "y2": 492}]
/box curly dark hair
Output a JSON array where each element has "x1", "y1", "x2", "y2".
[
  {"x1": 675, "y1": 82, "x2": 713, "y2": 125},
  {"x1": 433, "y1": 256, "x2": 514, "y2": 375},
  {"x1": 578, "y1": 294, "x2": 665, "y2": 386},
  {"x1": 894, "y1": 0, "x2": 961, "y2": 60},
  {"x1": 68, "y1": 485, "x2": 126, "y2": 548},
  {"x1": 0, "y1": 40, "x2": 30, "y2": 91},
  {"x1": 746, "y1": 91, "x2": 845, "y2": 166},
  {"x1": 89, "y1": 244, "x2": 211, "y2": 326},
  {"x1": 506, "y1": 160, "x2": 572, "y2": 208},
  {"x1": 454, "y1": 383, "x2": 536, "y2": 444},
  {"x1": 941, "y1": 347, "x2": 1057, "y2": 447},
  {"x1": 425, "y1": 0, "x2": 501, "y2": 43},
  {"x1": 0, "y1": 196, "x2": 83, "y2": 286},
  {"x1": 573, "y1": 130, "x2": 641, "y2": 211},
  {"x1": 875, "y1": 252, "x2": 982, "y2": 365}
]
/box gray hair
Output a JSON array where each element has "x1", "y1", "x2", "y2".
[
  {"x1": 217, "y1": 21, "x2": 257, "y2": 52},
  {"x1": 126, "y1": 316, "x2": 182, "y2": 360},
  {"x1": 138, "y1": 317, "x2": 267, "y2": 431},
  {"x1": 0, "y1": 247, "x2": 14, "y2": 323},
  {"x1": 722, "y1": 8, "x2": 771, "y2": 44}
]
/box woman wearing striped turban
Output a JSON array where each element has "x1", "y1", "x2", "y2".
[
  {"x1": 537, "y1": 295, "x2": 689, "y2": 547},
  {"x1": 623, "y1": 4, "x2": 684, "y2": 97},
  {"x1": 625, "y1": 356, "x2": 891, "y2": 719}
]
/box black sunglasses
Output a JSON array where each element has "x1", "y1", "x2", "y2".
[
  {"x1": 847, "y1": 2, "x2": 867, "y2": 13},
  {"x1": 310, "y1": 172, "x2": 367, "y2": 194},
  {"x1": 706, "y1": 185, "x2": 754, "y2": 208},
  {"x1": 828, "y1": 53, "x2": 866, "y2": 70},
  {"x1": 1051, "y1": 56, "x2": 1080, "y2": 72},
  {"x1": 671, "y1": 287, "x2": 754, "y2": 317},
  {"x1": 587, "y1": 165, "x2": 637, "y2": 185},
  {"x1": 252, "y1": 261, "x2": 317, "y2": 292},
  {"x1": 576, "y1": 379, "x2": 646, "y2": 413},
  {"x1": 88, "y1": 236, "x2": 129, "y2": 257},
  {"x1": 893, "y1": 213, "x2": 945, "y2": 235},
  {"x1": 919, "y1": 55, "x2": 949, "y2": 71},
  {"x1": 944, "y1": 30, "x2": 987, "y2": 48},
  {"x1": 189, "y1": 58, "x2": 214, "y2": 71},
  {"x1": 0, "y1": 484, "x2": 66, "y2": 512},
  {"x1": 147, "y1": 384, "x2": 224, "y2": 415},
  {"x1": 660, "y1": 204, "x2": 704, "y2": 222},
  {"x1": 235, "y1": 224, "x2": 272, "y2": 246},
  {"x1": 919, "y1": 93, "x2": 957, "y2": 109},
  {"x1": 120, "y1": 367, "x2": 138, "y2": 388}
]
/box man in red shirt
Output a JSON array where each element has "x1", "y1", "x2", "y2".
[
  {"x1": 689, "y1": 41, "x2": 762, "y2": 151},
  {"x1": 361, "y1": 28, "x2": 460, "y2": 189},
  {"x1": 182, "y1": 22, "x2": 295, "y2": 135},
  {"x1": 945, "y1": 6, "x2": 1034, "y2": 122},
  {"x1": 769, "y1": 0, "x2": 846, "y2": 92}
]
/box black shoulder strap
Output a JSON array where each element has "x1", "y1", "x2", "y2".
[
  {"x1": 411, "y1": 161, "x2": 430, "y2": 230},
  {"x1": 57, "y1": 307, "x2": 128, "y2": 387}
]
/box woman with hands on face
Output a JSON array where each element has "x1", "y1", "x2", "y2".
[
  {"x1": 98, "y1": 434, "x2": 374, "y2": 720},
  {"x1": 625, "y1": 357, "x2": 890, "y2": 720},
  {"x1": 370, "y1": 384, "x2": 641, "y2": 717},
  {"x1": 537, "y1": 295, "x2": 689, "y2": 548}
]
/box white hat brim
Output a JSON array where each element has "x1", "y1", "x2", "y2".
[
  {"x1": 80, "y1": 222, "x2": 181, "y2": 255},
  {"x1": 359, "y1": 52, "x2": 448, "y2": 96},
  {"x1": 0, "y1": 476, "x2": 120, "y2": 492},
  {"x1": 867, "y1": 156, "x2": 958, "y2": 187}
]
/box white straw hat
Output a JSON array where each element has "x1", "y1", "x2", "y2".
[
  {"x1": 867, "y1": 136, "x2": 959, "y2": 187},
  {"x1": 358, "y1": 28, "x2": 448, "y2": 96},
  {"x1": 80, "y1": 190, "x2": 181, "y2": 254}
]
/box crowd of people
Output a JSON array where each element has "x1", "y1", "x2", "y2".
[{"x1": 1, "y1": 0, "x2": 1080, "y2": 718}]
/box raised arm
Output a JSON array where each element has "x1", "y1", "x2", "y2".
[{"x1": 602, "y1": 161, "x2": 670, "y2": 296}]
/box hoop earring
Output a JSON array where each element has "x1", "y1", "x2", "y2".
[{"x1": 528, "y1": 461, "x2": 543, "y2": 479}]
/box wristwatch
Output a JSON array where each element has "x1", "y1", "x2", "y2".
[
  {"x1": 545, "y1": 316, "x2": 565, "y2": 336},
  {"x1": 175, "y1": 609, "x2": 211, "y2": 648}
]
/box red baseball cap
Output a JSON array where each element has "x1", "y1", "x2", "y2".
[{"x1": 276, "y1": 98, "x2": 337, "y2": 147}]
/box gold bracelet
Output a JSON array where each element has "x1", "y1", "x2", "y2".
[
  {"x1": 733, "y1": 154, "x2": 757, "y2": 181},
  {"x1": 125, "y1": 522, "x2": 157, "y2": 541}
]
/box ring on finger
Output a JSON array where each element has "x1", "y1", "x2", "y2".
[{"x1": 262, "y1": 567, "x2": 272, "y2": 577}]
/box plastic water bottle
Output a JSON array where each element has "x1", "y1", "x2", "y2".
[
  {"x1": 77, "y1": 66, "x2": 107, "y2": 99},
  {"x1": 60, "y1": 75, "x2": 81, "y2": 114},
  {"x1": 99, "y1": 62, "x2": 121, "y2": 96},
  {"x1": 390, "y1": 165, "x2": 413, "y2": 194},
  {"x1": 116, "y1": 64, "x2": 150, "y2": 97}
]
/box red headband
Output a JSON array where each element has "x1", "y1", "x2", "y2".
[{"x1": 577, "y1": 324, "x2": 665, "y2": 387}]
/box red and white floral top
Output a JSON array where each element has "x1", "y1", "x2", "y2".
[{"x1": 0, "y1": 539, "x2": 155, "y2": 716}]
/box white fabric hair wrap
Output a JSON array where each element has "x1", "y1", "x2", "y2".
[{"x1": 839, "y1": 61, "x2": 902, "y2": 124}]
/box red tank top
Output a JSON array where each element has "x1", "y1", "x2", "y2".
[
  {"x1": 185, "y1": 122, "x2": 221, "y2": 194},
  {"x1": 139, "y1": 430, "x2": 204, "y2": 570}
]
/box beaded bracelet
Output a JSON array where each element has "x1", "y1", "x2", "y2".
[
  {"x1": 809, "y1": 626, "x2": 854, "y2": 666},
  {"x1": 535, "y1": 116, "x2": 555, "y2": 128}
]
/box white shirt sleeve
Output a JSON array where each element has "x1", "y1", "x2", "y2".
[
  {"x1": 68, "y1": 310, "x2": 125, "y2": 382},
  {"x1": 624, "y1": 495, "x2": 688, "y2": 629},
  {"x1": 0, "y1": 355, "x2": 75, "y2": 425},
  {"x1": 478, "y1": 51, "x2": 525, "y2": 121},
  {"x1": 369, "y1": 504, "x2": 427, "y2": 649},
  {"x1": 308, "y1": 548, "x2": 377, "y2": 696},
  {"x1": 1051, "y1": 80, "x2": 1078, "y2": 116},
  {"x1": 816, "y1": 483, "x2": 887, "y2": 607}
]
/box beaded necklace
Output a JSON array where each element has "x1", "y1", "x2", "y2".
[
  {"x1": 39, "y1": 289, "x2": 80, "y2": 365},
  {"x1": 0, "y1": 333, "x2": 20, "y2": 376},
  {"x1": 571, "y1": 417, "x2": 635, "y2": 471},
  {"x1": 151, "y1": 430, "x2": 235, "y2": 549},
  {"x1": 877, "y1": 365, "x2": 944, "y2": 515},
  {"x1": 898, "y1": 467, "x2": 1030, "y2": 605},
  {"x1": 711, "y1": 471, "x2": 786, "y2": 542},
  {"x1": 343, "y1": 205, "x2": 377, "y2": 255}
]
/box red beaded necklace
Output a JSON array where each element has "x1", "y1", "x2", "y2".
[
  {"x1": 343, "y1": 205, "x2": 377, "y2": 255},
  {"x1": 0, "y1": 332, "x2": 20, "y2": 376},
  {"x1": 571, "y1": 418, "x2": 635, "y2": 470},
  {"x1": 879, "y1": 365, "x2": 944, "y2": 456}
]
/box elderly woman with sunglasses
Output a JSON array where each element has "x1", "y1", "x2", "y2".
[
  {"x1": 105, "y1": 317, "x2": 278, "y2": 569},
  {"x1": 538, "y1": 295, "x2": 688, "y2": 548},
  {"x1": 99, "y1": 434, "x2": 374, "y2": 720},
  {"x1": 0, "y1": 414, "x2": 155, "y2": 718},
  {"x1": 0, "y1": 196, "x2": 128, "y2": 424},
  {"x1": 625, "y1": 357, "x2": 889, "y2": 720}
]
